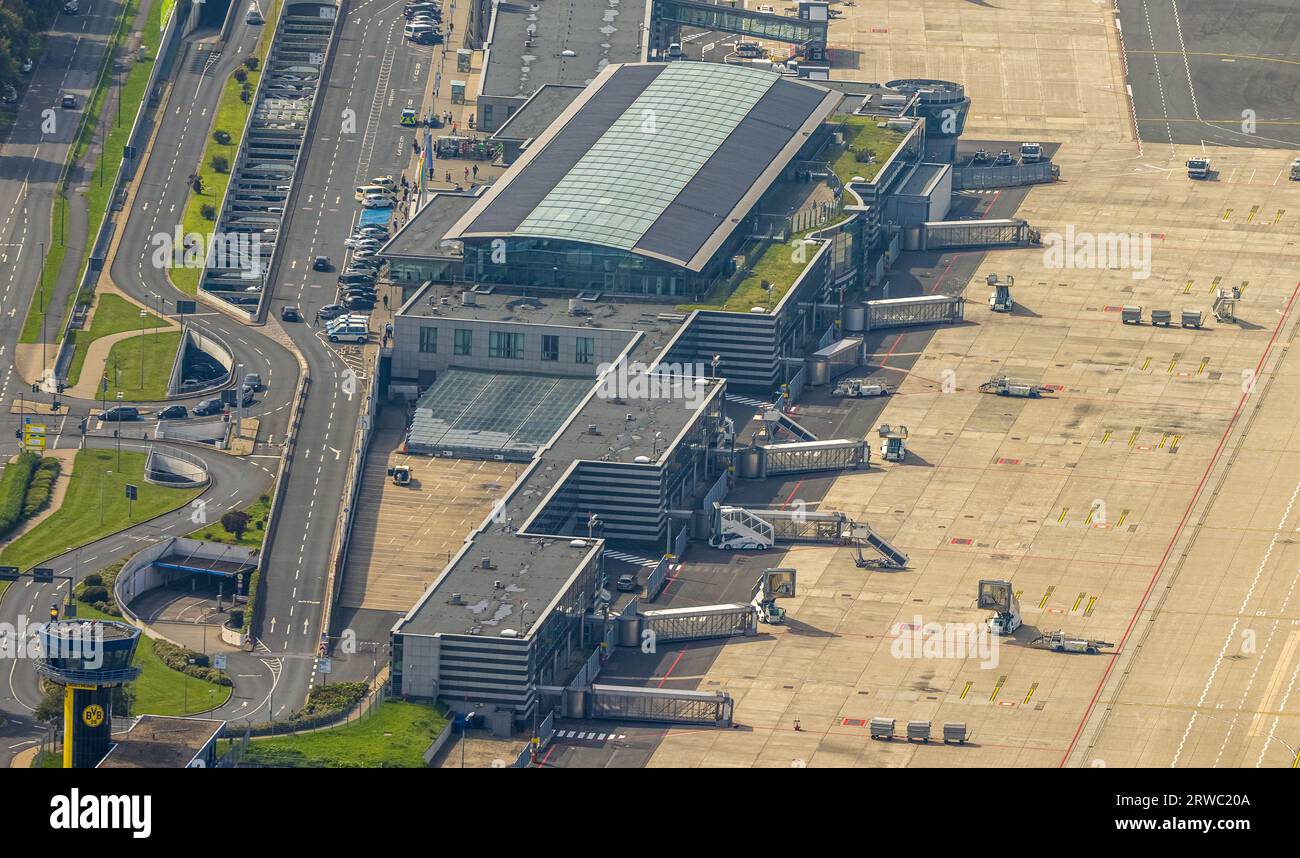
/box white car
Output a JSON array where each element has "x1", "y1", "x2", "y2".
[
  {"x1": 344, "y1": 236, "x2": 382, "y2": 249},
  {"x1": 361, "y1": 194, "x2": 395, "y2": 209},
  {"x1": 369, "y1": 175, "x2": 398, "y2": 190}
]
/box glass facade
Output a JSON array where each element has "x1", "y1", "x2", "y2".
[
  {"x1": 575, "y1": 337, "x2": 594, "y2": 365},
  {"x1": 541, "y1": 334, "x2": 559, "y2": 362},
  {"x1": 454, "y1": 328, "x2": 472, "y2": 355},
  {"x1": 489, "y1": 331, "x2": 524, "y2": 359}
]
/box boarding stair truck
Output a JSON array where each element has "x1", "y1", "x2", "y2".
[
  {"x1": 1019, "y1": 142, "x2": 1043, "y2": 163},
  {"x1": 833, "y1": 378, "x2": 891, "y2": 397},
  {"x1": 1213, "y1": 286, "x2": 1241, "y2": 322},
  {"x1": 845, "y1": 521, "x2": 909, "y2": 569},
  {"x1": 979, "y1": 579, "x2": 1021, "y2": 635},
  {"x1": 877, "y1": 424, "x2": 908, "y2": 462},
  {"x1": 986, "y1": 273, "x2": 1014, "y2": 312},
  {"x1": 1187, "y1": 156, "x2": 1211, "y2": 179},
  {"x1": 979, "y1": 376, "x2": 1050, "y2": 398},
  {"x1": 1029, "y1": 630, "x2": 1115, "y2": 654},
  {"x1": 710, "y1": 505, "x2": 776, "y2": 550}
]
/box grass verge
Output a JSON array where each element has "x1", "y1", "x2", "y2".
[
  {"x1": 65, "y1": 293, "x2": 169, "y2": 389},
  {"x1": 243, "y1": 700, "x2": 448, "y2": 768},
  {"x1": 188, "y1": 492, "x2": 272, "y2": 548},
  {"x1": 102, "y1": 330, "x2": 182, "y2": 401},
  {"x1": 171, "y1": 0, "x2": 283, "y2": 295},
  {"x1": 0, "y1": 448, "x2": 202, "y2": 573},
  {"x1": 0, "y1": 451, "x2": 40, "y2": 539}
]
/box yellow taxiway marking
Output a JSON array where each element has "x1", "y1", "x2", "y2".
[
  {"x1": 1183, "y1": 279, "x2": 1193, "y2": 294},
  {"x1": 1024, "y1": 682, "x2": 1039, "y2": 706},
  {"x1": 1115, "y1": 509, "x2": 1129, "y2": 529},
  {"x1": 1169, "y1": 434, "x2": 1182, "y2": 452},
  {"x1": 1100, "y1": 429, "x2": 1112, "y2": 445},
  {"x1": 1275, "y1": 210, "x2": 1285, "y2": 225},
  {"x1": 1057, "y1": 507, "x2": 1069, "y2": 524},
  {"x1": 1197, "y1": 356, "x2": 1209, "y2": 375},
  {"x1": 1141, "y1": 356, "x2": 1151, "y2": 371},
  {"x1": 990, "y1": 675, "x2": 1007, "y2": 702},
  {"x1": 1085, "y1": 596, "x2": 1098, "y2": 616},
  {"x1": 1247, "y1": 205, "x2": 1259, "y2": 223},
  {"x1": 1222, "y1": 208, "x2": 1233, "y2": 221},
  {"x1": 1039, "y1": 586, "x2": 1056, "y2": 609},
  {"x1": 1128, "y1": 427, "x2": 1140, "y2": 449},
  {"x1": 1210, "y1": 275, "x2": 1222, "y2": 295},
  {"x1": 1073, "y1": 592, "x2": 1085, "y2": 612},
  {"x1": 959, "y1": 681, "x2": 972, "y2": 700}
]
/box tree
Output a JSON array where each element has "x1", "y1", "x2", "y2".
[
  {"x1": 211, "y1": 154, "x2": 229, "y2": 173},
  {"x1": 200, "y1": 203, "x2": 216, "y2": 220},
  {"x1": 213, "y1": 129, "x2": 231, "y2": 145},
  {"x1": 221, "y1": 510, "x2": 251, "y2": 540}
]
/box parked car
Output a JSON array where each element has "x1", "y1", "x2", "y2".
[
  {"x1": 1, "y1": 85, "x2": 17, "y2": 105},
  {"x1": 157, "y1": 405, "x2": 188, "y2": 420},
  {"x1": 338, "y1": 273, "x2": 375, "y2": 286},
  {"x1": 318, "y1": 304, "x2": 346, "y2": 320},
  {"x1": 369, "y1": 176, "x2": 398, "y2": 190},
  {"x1": 361, "y1": 194, "x2": 395, "y2": 209},
  {"x1": 412, "y1": 30, "x2": 442, "y2": 45},
  {"x1": 313, "y1": 255, "x2": 331, "y2": 271},
  {"x1": 281, "y1": 305, "x2": 301, "y2": 322},
  {"x1": 345, "y1": 237, "x2": 382, "y2": 250},
  {"x1": 193, "y1": 398, "x2": 224, "y2": 416},
  {"x1": 616, "y1": 574, "x2": 638, "y2": 592},
  {"x1": 100, "y1": 406, "x2": 140, "y2": 422},
  {"x1": 344, "y1": 295, "x2": 376, "y2": 311},
  {"x1": 62, "y1": 0, "x2": 79, "y2": 14}
]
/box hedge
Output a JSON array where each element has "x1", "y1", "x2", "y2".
[
  {"x1": 153, "y1": 638, "x2": 233, "y2": 687},
  {"x1": 0, "y1": 452, "x2": 40, "y2": 539},
  {"x1": 21, "y1": 458, "x2": 61, "y2": 518}
]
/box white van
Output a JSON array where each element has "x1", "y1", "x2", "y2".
[
  {"x1": 355, "y1": 184, "x2": 397, "y2": 201},
  {"x1": 327, "y1": 313, "x2": 370, "y2": 331},
  {"x1": 404, "y1": 22, "x2": 434, "y2": 39},
  {"x1": 327, "y1": 322, "x2": 370, "y2": 344}
]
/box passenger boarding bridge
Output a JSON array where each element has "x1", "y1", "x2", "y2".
[{"x1": 653, "y1": 0, "x2": 829, "y2": 61}]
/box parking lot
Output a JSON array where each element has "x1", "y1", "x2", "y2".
[{"x1": 336, "y1": 408, "x2": 523, "y2": 613}]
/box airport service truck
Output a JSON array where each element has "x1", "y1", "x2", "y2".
[
  {"x1": 1019, "y1": 142, "x2": 1043, "y2": 163},
  {"x1": 1187, "y1": 157, "x2": 1211, "y2": 179}
]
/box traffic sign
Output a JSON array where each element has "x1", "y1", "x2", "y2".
[
  {"x1": 317, "y1": 658, "x2": 332, "y2": 675},
  {"x1": 125, "y1": 484, "x2": 138, "y2": 501},
  {"x1": 213, "y1": 654, "x2": 227, "y2": 670},
  {"x1": 0, "y1": 566, "x2": 19, "y2": 581},
  {"x1": 32, "y1": 568, "x2": 54, "y2": 583}
]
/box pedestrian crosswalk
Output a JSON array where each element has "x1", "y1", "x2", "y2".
[
  {"x1": 726, "y1": 393, "x2": 773, "y2": 408},
  {"x1": 556, "y1": 730, "x2": 627, "y2": 743},
  {"x1": 604, "y1": 551, "x2": 660, "y2": 568},
  {"x1": 963, "y1": 189, "x2": 999, "y2": 195}
]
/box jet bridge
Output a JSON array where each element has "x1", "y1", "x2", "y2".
[
  {"x1": 653, "y1": 0, "x2": 829, "y2": 60},
  {"x1": 920, "y1": 218, "x2": 1041, "y2": 251},
  {"x1": 753, "y1": 438, "x2": 868, "y2": 478}
]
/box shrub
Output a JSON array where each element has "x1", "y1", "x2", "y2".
[
  {"x1": 82, "y1": 573, "x2": 103, "y2": 587},
  {"x1": 222, "y1": 510, "x2": 250, "y2": 540},
  {"x1": 0, "y1": 451, "x2": 39, "y2": 538},
  {"x1": 200, "y1": 203, "x2": 216, "y2": 220},
  {"x1": 211, "y1": 154, "x2": 229, "y2": 173},
  {"x1": 77, "y1": 585, "x2": 109, "y2": 604},
  {"x1": 293, "y1": 682, "x2": 368, "y2": 721},
  {"x1": 228, "y1": 608, "x2": 244, "y2": 629},
  {"x1": 21, "y1": 457, "x2": 61, "y2": 518},
  {"x1": 233, "y1": 67, "x2": 247, "y2": 84},
  {"x1": 153, "y1": 639, "x2": 232, "y2": 687},
  {"x1": 244, "y1": 55, "x2": 259, "y2": 71},
  {"x1": 214, "y1": 129, "x2": 231, "y2": 145}
]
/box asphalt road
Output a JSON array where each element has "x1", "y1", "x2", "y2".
[
  {"x1": 0, "y1": 0, "x2": 124, "y2": 418},
  {"x1": 1118, "y1": 0, "x2": 1300, "y2": 148}
]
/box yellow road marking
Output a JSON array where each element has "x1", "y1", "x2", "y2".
[
  {"x1": 1101, "y1": 429, "x2": 1112, "y2": 445},
  {"x1": 1167, "y1": 357, "x2": 1178, "y2": 373},
  {"x1": 1158, "y1": 432, "x2": 1170, "y2": 449},
  {"x1": 1141, "y1": 356, "x2": 1151, "y2": 371},
  {"x1": 1276, "y1": 209, "x2": 1285, "y2": 224},
  {"x1": 1115, "y1": 509, "x2": 1129, "y2": 529},
  {"x1": 1197, "y1": 357, "x2": 1209, "y2": 375},
  {"x1": 1222, "y1": 208, "x2": 1233, "y2": 221},
  {"x1": 1024, "y1": 682, "x2": 1039, "y2": 706},
  {"x1": 990, "y1": 675, "x2": 1007, "y2": 702},
  {"x1": 1240, "y1": 281, "x2": 1249, "y2": 295},
  {"x1": 1247, "y1": 205, "x2": 1259, "y2": 223},
  {"x1": 959, "y1": 681, "x2": 972, "y2": 700},
  {"x1": 1057, "y1": 507, "x2": 1069, "y2": 524},
  {"x1": 1128, "y1": 427, "x2": 1140, "y2": 449},
  {"x1": 1085, "y1": 596, "x2": 1098, "y2": 616},
  {"x1": 1073, "y1": 592, "x2": 1085, "y2": 612},
  {"x1": 1169, "y1": 435, "x2": 1181, "y2": 452},
  {"x1": 1183, "y1": 279, "x2": 1193, "y2": 294},
  {"x1": 1210, "y1": 275, "x2": 1222, "y2": 295},
  {"x1": 1039, "y1": 586, "x2": 1056, "y2": 609}
]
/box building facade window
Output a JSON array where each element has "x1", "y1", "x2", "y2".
[
  {"x1": 419, "y1": 327, "x2": 438, "y2": 353},
  {"x1": 454, "y1": 328, "x2": 473, "y2": 356},
  {"x1": 489, "y1": 331, "x2": 525, "y2": 359},
  {"x1": 575, "y1": 337, "x2": 595, "y2": 365},
  {"x1": 541, "y1": 335, "x2": 559, "y2": 362}
]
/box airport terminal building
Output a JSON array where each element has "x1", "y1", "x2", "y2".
[{"x1": 381, "y1": 61, "x2": 971, "y2": 720}]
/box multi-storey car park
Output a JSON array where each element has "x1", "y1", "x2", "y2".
[{"x1": 375, "y1": 59, "x2": 1007, "y2": 725}]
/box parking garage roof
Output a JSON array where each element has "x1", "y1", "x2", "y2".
[{"x1": 446, "y1": 62, "x2": 842, "y2": 271}]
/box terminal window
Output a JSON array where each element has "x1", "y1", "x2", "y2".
[
  {"x1": 542, "y1": 335, "x2": 559, "y2": 362},
  {"x1": 576, "y1": 337, "x2": 595, "y2": 365},
  {"x1": 455, "y1": 328, "x2": 473, "y2": 356},
  {"x1": 419, "y1": 326, "x2": 438, "y2": 353},
  {"x1": 490, "y1": 331, "x2": 525, "y2": 359}
]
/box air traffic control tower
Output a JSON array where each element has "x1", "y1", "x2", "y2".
[
  {"x1": 886, "y1": 79, "x2": 970, "y2": 163},
  {"x1": 38, "y1": 620, "x2": 141, "y2": 768}
]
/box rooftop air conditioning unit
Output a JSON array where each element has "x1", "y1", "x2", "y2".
[{"x1": 461, "y1": 291, "x2": 476, "y2": 306}]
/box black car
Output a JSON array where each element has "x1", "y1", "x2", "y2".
[
  {"x1": 338, "y1": 274, "x2": 375, "y2": 286},
  {"x1": 412, "y1": 31, "x2": 443, "y2": 45},
  {"x1": 318, "y1": 304, "x2": 346, "y2": 320},
  {"x1": 157, "y1": 405, "x2": 188, "y2": 420},
  {"x1": 100, "y1": 406, "x2": 140, "y2": 422},
  {"x1": 193, "y1": 398, "x2": 224, "y2": 417},
  {"x1": 344, "y1": 296, "x2": 376, "y2": 311},
  {"x1": 281, "y1": 305, "x2": 301, "y2": 322},
  {"x1": 313, "y1": 255, "x2": 331, "y2": 271}
]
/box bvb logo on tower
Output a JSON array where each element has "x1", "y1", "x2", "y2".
[{"x1": 82, "y1": 704, "x2": 105, "y2": 728}]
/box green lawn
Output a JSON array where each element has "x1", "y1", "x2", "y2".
[
  {"x1": 243, "y1": 701, "x2": 448, "y2": 768},
  {"x1": 172, "y1": 0, "x2": 283, "y2": 295},
  {"x1": 65, "y1": 294, "x2": 169, "y2": 389},
  {"x1": 0, "y1": 449, "x2": 202, "y2": 573},
  {"x1": 188, "y1": 493, "x2": 272, "y2": 548},
  {"x1": 71, "y1": 603, "x2": 232, "y2": 716},
  {"x1": 20, "y1": 0, "x2": 155, "y2": 345},
  {"x1": 102, "y1": 330, "x2": 182, "y2": 401},
  {"x1": 827, "y1": 113, "x2": 908, "y2": 186},
  {"x1": 680, "y1": 227, "x2": 822, "y2": 313}
]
